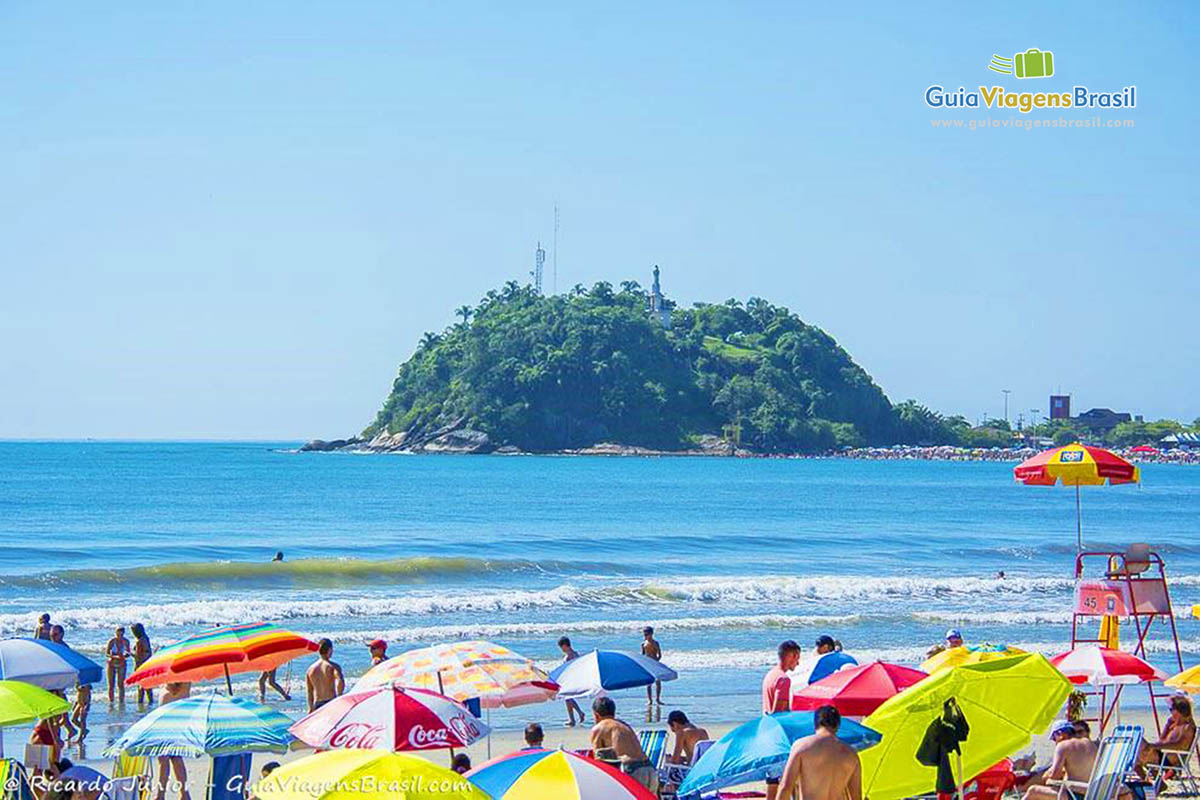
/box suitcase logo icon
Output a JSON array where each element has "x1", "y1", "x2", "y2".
[{"x1": 988, "y1": 48, "x2": 1055, "y2": 79}]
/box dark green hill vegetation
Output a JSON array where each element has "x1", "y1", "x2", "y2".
[{"x1": 366, "y1": 280, "x2": 911, "y2": 453}]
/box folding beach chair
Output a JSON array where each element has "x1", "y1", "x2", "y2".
[
  {"x1": 660, "y1": 739, "x2": 715, "y2": 798},
  {"x1": 209, "y1": 753, "x2": 252, "y2": 800},
  {"x1": 1143, "y1": 735, "x2": 1200, "y2": 797},
  {"x1": 639, "y1": 729, "x2": 669, "y2": 773},
  {"x1": 0, "y1": 760, "x2": 35, "y2": 800},
  {"x1": 1051, "y1": 724, "x2": 1144, "y2": 800},
  {"x1": 111, "y1": 752, "x2": 153, "y2": 800}
]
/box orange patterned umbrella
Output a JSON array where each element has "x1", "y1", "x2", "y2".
[
  {"x1": 126, "y1": 622, "x2": 318, "y2": 692},
  {"x1": 352, "y1": 641, "x2": 558, "y2": 709}
]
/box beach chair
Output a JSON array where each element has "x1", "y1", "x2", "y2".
[
  {"x1": 0, "y1": 760, "x2": 35, "y2": 800},
  {"x1": 209, "y1": 753, "x2": 252, "y2": 800},
  {"x1": 1050, "y1": 724, "x2": 1144, "y2": 800},
  {"x1": 639, "y1": 728, "x2": 669, "y2": 773},
  {"x1": 111, "y1": 752, "x2": 153, "y2": 800},
  {"x1": 1143, "y1": 735, "x2": 1200, "y2": 796},
  {"x1": 660, "y1": 739, "x2": 715, "y2": 798}
]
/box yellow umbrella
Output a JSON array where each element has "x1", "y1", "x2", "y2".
[
  {"x1": 1165, "y1": 665, "x2": 1200, "y2": 694},
  {"x1": 920, "y1": 644, "x2": 1027, "y2": 675},
  {"x1": 0, "y1": 680, "x2": 69, "y2": 726},
  {"x1": 254, "y1": 750, "x2": 490, "y2": 800},
  {"x1": 861, "y1": 653, "x2": 1072, "y2": 800}
]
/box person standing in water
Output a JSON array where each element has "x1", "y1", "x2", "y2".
[
  {"x1": 305, "y1": 639, "x2": 344, "y2": 711},
  {"x1": 131, "y1": 624, "x2": 154, "y2": 706},
  {"x1": 106, "y1": 626, "x2": 132, "y2": 703},
  {"x1": 34, "y1": 614, "x2": 52, "y2": 640},
  {"x1": 641, "y1": 626, "x2": 663, "y2": 705}
]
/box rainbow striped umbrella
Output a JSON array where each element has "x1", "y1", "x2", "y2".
[
  {"x1": 1014, "y1": 443, "x2": 1140, "y2": 550},
  {"x1": 126, "y1": 622, "x2": 317, "y2": 692},
  {"x1": 354, "y1": 641, "x2": 557, "y2": 709},
  {"x1": 103, "y1": 691, "x2": 294, "y2": 757},
  {"x1": 467, "y1": 748, "x2": 655, "y2": 800}
]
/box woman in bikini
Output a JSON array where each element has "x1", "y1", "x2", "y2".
[{"x1": 105, "y1": 626, "x2": 131, "y2": 703}]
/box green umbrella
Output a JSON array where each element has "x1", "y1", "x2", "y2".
[
  {"x1": 0, "y1": 679, "x2": 69, "y2": 726},
  {"x1": 860, "y1": 653, "x2": 1071, "y2": 800}
]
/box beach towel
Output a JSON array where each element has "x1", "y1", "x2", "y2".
[
  {"x1": 209, "y1": 753, "x2": 252, "y2": 800},
  {"x1": 917, "y1": 698, "x2": 970, "y2": 794}
]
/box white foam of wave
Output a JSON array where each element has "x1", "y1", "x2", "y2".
[
  {"x1": 368, "y1": 614, "x2": 859, "y2": 644},
  {"x1": 914, "y1": 610, "x2": 1077, "y2": 625}
]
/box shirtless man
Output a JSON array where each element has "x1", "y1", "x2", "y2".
[
  {"x1": 558, "y1": 637, "x2": 585, "y2": 726},
  {"x1": 591, "y1": 696, "x2": 658, "y2": 793},
  {"x1": 667, "y1": 710, "x2": 710, "y2": 764},
  {"x1": 306, "y1": 639, "x2": 344, "y2": 711},
  {"x1": 778, "y1": 705, "x2": 862, "y2": 800},
  {"x1": 1022, "y1": 721, "x2": 1098, "y2": 799},
  {"x1": 642, "y1": 627, "x2": 663, "y2": 704}
]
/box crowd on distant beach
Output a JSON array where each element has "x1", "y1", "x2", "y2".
[{"x1": 836, "y1": 445, "x2": 1200, "y2": 464}]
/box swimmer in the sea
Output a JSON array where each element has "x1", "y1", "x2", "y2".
[{"x1": 272, "y1": 551, "x2": 284, "y2": 562}]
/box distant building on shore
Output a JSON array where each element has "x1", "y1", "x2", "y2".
[
  {"x1": 647, "y1": 265, "x2": 671, "y2": 329},
  {"x1": 1048, "y1": 395, "x2": 1138, "y2": 436},
  {"x1": 1050, "y1": 395, "x2": 1071, "y2": 420}
]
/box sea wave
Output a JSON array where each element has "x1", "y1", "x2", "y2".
[{"x1": 0, "y1": 556, "x2": 587, "y2": 589}]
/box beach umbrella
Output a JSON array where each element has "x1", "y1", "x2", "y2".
[
  {"x1": 1166, "y1": 665, "x2": 1200, "y2": 694},
  {"x1": 0, "y1": 680, "x2": 69, "y2": 726},
  {"x1": 676, "y1": 711, "x2": 881, "y2": 799},
  {"x1": 54, "y1": 765, "x2": 109, "y2": 796},
  {"x1": 1050, "y1": 645, "x2": 1167, "y2": 686},
  {"x1": 355, "y1": 640, "x2": 557, "y2": 709},
  {"x1": 103, "y1": 691, "x2": 294, "y2": 757},
  {"x1": 791, "y1": 661, "x2": 928, "y2": 716},
  {"x1": 126, "y1": 622, "x2": 317, "y2": 693},
  {"x1": 0, "y1": 638, "x2": 102, "y2": 690},
  {"x1": 859, "y1": 653, "x2": 1072, "y2": 800},
  {"x1": 797, "y1": 650, "x2": 859, "y2": 685},
  {"x1": 467, "y1": 748, "x2": 655, "y2": 800},
  {"x1": 1013, "y1": 443, "x2": 1140, "y2": 550},
  {"x1": 254, "y1": 749, "x2": 490, "y2": 800},
  {"x1": 1130, "y1": 446, "x2": 1159, "y2": 454},
  {"x1": 920, "y1": 644, "x2": 1026, "y2": 675},
  {"x1": 549, "y1": 650, "x2": 677, "y2": 699},
  {"x1": 290, "y1": 685, "x2": 489, "y2": 751}
]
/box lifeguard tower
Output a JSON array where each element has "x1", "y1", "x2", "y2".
[{"x1": 1070, "y1": 544, "x2": 1185, "y2": 732}]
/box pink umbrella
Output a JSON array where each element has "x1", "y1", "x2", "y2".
[
  {"x1": 1049, "y1": 645, "x2": 1168, "y2": 686},
  {"x1": 289, "y1": 685, "x2": 490, "y2": 751},
  {"x1": 791, "y1": 661, "x2": 928, "y2": 716}
]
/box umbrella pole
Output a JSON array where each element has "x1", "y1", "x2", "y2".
[
  {"x1": 438, "y1": 671, "x2": 455, "y2": 767},
  {"x1": 224, "y1": 664, "x2": 233, "y2": 696},
  {"x1": 957, "y1": 750, "x2": 964, "y2": 800},
  {"x1": 1075, "y1": 484, "x2": 1082, "y2": 552},
  {"x1": 486, "y1": 706, "x2": 492, "y2": 759}
]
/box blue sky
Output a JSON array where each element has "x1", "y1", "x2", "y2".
[{"x1": 1, "y1": 2, "x2": 1196, "y2": 438}]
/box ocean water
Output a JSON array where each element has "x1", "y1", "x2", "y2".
[{"x1": 1, "y1": 441, "x2": 1198, "y2": 757}]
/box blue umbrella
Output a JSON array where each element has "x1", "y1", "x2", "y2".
[
  {"x1": 56, "y1": 765, "x2": 109, "y2": 794},
  {"x1": 103, "y1": 691, "x2": 294, "y2": 757},
  {"x1": 802, "y1": 650, "x2": 858, "y2": 685},
  {"x1": 676, "y1": 711, "x2": 881, "y2": 799},
  {"x1": 0, "y1": 638, "x2": 102, "y2": 690},
  {"x1": 549, "y1": 650, "x2": 677, "y2": 699}
]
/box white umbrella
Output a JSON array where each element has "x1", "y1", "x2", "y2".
[
  {"x1": 0, "y1": 638, "x2": 102, "y2": 691},
  {"x1": 549, "y1": 649, "x2": 677, "y2": 699}
]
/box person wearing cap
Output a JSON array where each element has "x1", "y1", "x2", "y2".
[
  {"x1": 1018, "y1": 720, "x2": 1097, "y2": 798},
  {"x1": 945, "y1": 629, "x2": 964, "y2": 649},
  {"x1": 367, "y1": 639, "x2": 388, "y2": 667},
  {"x1": 641, "y1": 626, "x2": 663, "y2": 705}
]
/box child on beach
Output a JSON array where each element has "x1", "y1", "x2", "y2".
[
  {"x1": 106, "y1": 626, "x2": 132, "y2": 702},
  {"x1": 70, "y1": 682, "x2": 91, "y2": 742},
  {"x1": 557, "y1": 636, "x2": 584, "y2": 726}
]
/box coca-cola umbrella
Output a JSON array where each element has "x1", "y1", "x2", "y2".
[
  {"x1": 289, "y1": 685, "x2": 490, "y2": 753},
  {"x1": 1049, "y1": 645, "x2": 1167, "y2": 686}
]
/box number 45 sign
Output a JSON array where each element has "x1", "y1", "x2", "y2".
[{"x1": 1075, "y1": 581, "x2": 1132, "y2": 616}]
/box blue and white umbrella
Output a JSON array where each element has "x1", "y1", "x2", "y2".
[
  {"x1": 677, "y1": 711, "x2": 881, "y2": 799},
  {"x1": 0, "y1": 638, "x2": 102, "y2": 690},
  {"x1": 549, "y1": 650, "x2": 677, "y2": 699},
  {"x1": 104, "y1": 691, "x2": 294, "y2": 758},
  {"x1": 800, "y1": 650, "x2": 858, "y2": 685}
]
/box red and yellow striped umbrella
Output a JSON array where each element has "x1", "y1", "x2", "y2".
[
  {"x1": 1013, "y1": 443, "x2": 1140, "y2": 550},
  {"x1": 127, "y1": 622, "x2": 318, "y2": 692}
]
